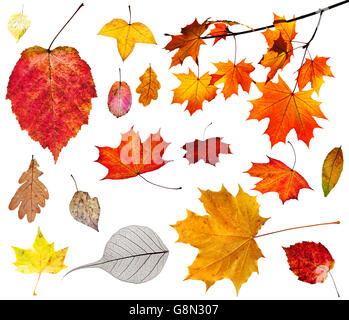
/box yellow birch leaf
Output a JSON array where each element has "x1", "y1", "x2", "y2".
[
  {"x1": 12, "y1": 228, "x2": 68, "y2": 296},
  {"x1": 8, "y1": 13, "x2": 31, "y2": 42},
  {"x1": 136, "y1": 66, "x2": 161, "y2": 106}
]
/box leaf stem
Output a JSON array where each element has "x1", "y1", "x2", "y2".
[
  {"x1": 287, "y1": 141, "x2": 297, "y2": 170},
  {"x1": 203, "y1": 122, "x2": 213, "y2": 140},
  {"x1": 128, "y1": 5, "x2": 132, "y2": 25},
  {"x1": 70, "y1": 174, "x2": 79, "y2": 191},
  {"x1": 328, "y1": 270, "x2": 340, "y2": 298},
  {"x1": 48, "y1": 3, "x2": 84, "y2": 51},
  {"x1": 33, "y1": 272, "x2": 42, "y2": 296},
  {"x1": 138, "y1": 174, "x2": 182, "y2": 190},
  {"x1": 254, "y1": 221, "x2": 340, "y2": 238}
]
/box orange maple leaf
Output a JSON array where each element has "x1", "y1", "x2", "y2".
[
  {"x1": 297, "y1": 56, "x2": 334, "y2": 95},
  {"x1": 207, "y1": 23, "x2": 229, "y2": 45},
  {"x1": 210, "y1": 59, "x2": 255, "y2": 99},
  {"x1": 248, "y1": 75, "x2": 326, "y2": 147},
  {"x1": 96, "y1": 127, "x2": 169, "y2": 180},
  {"x1": 171, "y1": 185, "x2": 268, "y2": 294},
  {"x1": 260, "y1": 14, "x2": 297, "y2": 82},
  {"x1": 172, "y1": 69, "x2": 217, "y2": 115},
  {"x1": 164, "y1": 19, "x2": 209, "y2": 68},
  {"x1": 246, "y1": 156, "x2": 311, "y2": 203}
]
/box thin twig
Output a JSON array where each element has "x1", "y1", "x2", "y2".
[
  {"x1": 287, "y1": 141, "x2": 297, "y2": 170},
  {"x1": 70, "y1": 174, "x2": 79, "y2": 191}
]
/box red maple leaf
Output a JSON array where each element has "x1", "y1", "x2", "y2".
[
  {"x1": 283, "y1": 241, "x2": 335, "y2": 284},
  {"x1": 182, "y1": 137, "x2": 232, "y2": 166},
  {"x1": 7, "y1": 46, "x2": 97, "y2": 162},
  {"x1": 246, "y1": 156, "x2": 311, "y2": 203},
  {"x1": 96, "y1": 127, "x2": 169, "y2": 180}
]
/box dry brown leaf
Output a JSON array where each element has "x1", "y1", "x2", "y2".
[
  {"x1": 69, "y1": 190, "x2": 101, "y2": 231},
  {"x1": 9, "y1": 157, "x2": 49, "y2": 222}
]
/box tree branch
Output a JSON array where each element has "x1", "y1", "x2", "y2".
[{"x1": 164, "y1": 0, "x2": 349, "y2": 39}]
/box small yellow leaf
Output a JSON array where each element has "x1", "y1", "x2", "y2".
[
  {"x1": 98, "y1": 18, "x2": 156, "y2": 61},
  {"x1": 12, "y1": 228, "x2": 68, "y2": 295},
  {"x1": 136, "y1": 66, "x2": 161, "y2": 106},
  {"x1": 8, "y1": 13, "x2": 31, "y2": 42}
]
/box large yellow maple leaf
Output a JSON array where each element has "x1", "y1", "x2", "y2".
[
  {"x1": 12, "y1": 228, "x2": 68, "y2": 295},
  {"x1": 172, "y1": 69, "x2": 217, "y2": 115},
  {"x1": 98, "y1": 18, "x2": 156, "y2": 61},
  {"x1": 172, "y1": 185, "x2": 268, "y2": 294}
]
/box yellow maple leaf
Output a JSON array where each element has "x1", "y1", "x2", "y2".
[
  {"x1": 172, "y1": 68, "x2": 217, "y2": 115},
  {"x1": 171, "y1": 185, "x2": 268, "y2": 294},
  {"x1": 8, "y1": 12, "x2": 31, "y2": 42},
  {"x1": 12, "y1": 228, "x2": 68, "y2": 296},
  {"x1": 98, "y1": 18, "x2": 156, "y2": 61},
  {"x1": 136, "y1": 66, "x2": 161, "y2": 106}
]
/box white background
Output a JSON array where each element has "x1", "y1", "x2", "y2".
[{"x1": 0, "y1": 0, "x2": 347, "y2": 300}]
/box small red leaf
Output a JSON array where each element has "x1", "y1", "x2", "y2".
[{"x1": 283, "y1": 241, "x2": 334, "y2": 284}]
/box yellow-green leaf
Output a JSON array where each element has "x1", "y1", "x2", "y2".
[
  {"x1": 322, "y1": 146, "x2": 343, "y2": 197},
  {"x1": 12, "y1": 227, "x2": 68, "y2": 295},
  {"x1": 8, "y1": 13, "x2": 31, "y2": 42}
]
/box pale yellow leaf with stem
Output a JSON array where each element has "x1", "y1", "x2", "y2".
[{"x1": 8, "y1": 12, "x2": 31, "y2": 42}]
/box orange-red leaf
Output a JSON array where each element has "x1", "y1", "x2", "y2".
[
  {"x1": 246, "y1": 157, "x2": 311, "y2": 203},
  {"x1": 182, "y1": 137, "x2": 232, "y2": 166},
  {"x1": 207, "y1": 23, "x2": 229, "y2": 45},
  {"x1": 210, "y1": 59, "x2": 255, "y2": 99},
  {"x1": 172, "y1": 69, "x2": 217, "y2": 115},
  {"x1": 297, "y1": 56, "x2": 334, "y2": 95},
  {"x1": 6, "y1": 46, "x2": 97, "y2": 162},
  {"x1": 164, "y1": 19, "x2": 209, "y2": 68},
  {"x1": 260, "y1": 14, "x2": 297, "y2": 82},
  {"x1": 248, "y1": 75, "x2": 326, "y2": 147},
  {"x1": 96, "y1": 127, "x2": 169, "y2": 180},
  {"x1": 283, "y1": 241, "x2": 335, "y2": 284}
]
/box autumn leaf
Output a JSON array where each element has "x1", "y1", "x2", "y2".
[
  {"x1": 6, "y1": 46, "x2": 97, "y2": 162},
  {"x1": 98, "y1": 18, "x2": 156, "y2": 61},
  {"x1": 322, "y1": 146, "x2": 343, "y2": 197},
  {"x1": 248, "y1": 75, "x2": 326, "y2": 147},
  {"x1": 164, "y1": 19, "x2": 209, "y2": 68},
  {"x1": 12, "y1": 227, "x2": 68, "y2": 295},
  {"x1": 108, "y1": 80, "x2": 132, "y2": 118},
  {"x1": 210, "y1": 59, "x2": 255, "y2": 99},
  {"x1": 172, "y1": 185, "x2": 268, "y2": 294},
  {"x1": 283, "y1": 242, "x2": 335, "y2": 285},
  {"x1": 297, "y1": 56, "x2": 334, "y2": 95},
  {"x1": 207, "y1": 23, "x2": 229, "y2": 45},
  {"x1": 69, "y1": 176, "x2": 101, "y2": 231},
  {"x1": 182, "y1": 137, "x2": 232, "y2": 166},
  {"x1": 136, "y1": 66, "x2": 161, "y2": 106},
  {"x1": 8, "y1": 12, "x2": 31, "y2": 42},
  {"x1": 96, "y1": 127, "x2": 169, "y2": 180},
  {"x1": 9, "y1": 157, "x2": 49, "y2": 223},
  {"x1": 172, "y1": 69, "x2": 217, "y2": 115},
  {"x1": 246, "y1": 156, "x2": 311, "y2": 203},
  {"x1": 260, "y1": 14, "x2": 297, "y2": 82}
]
